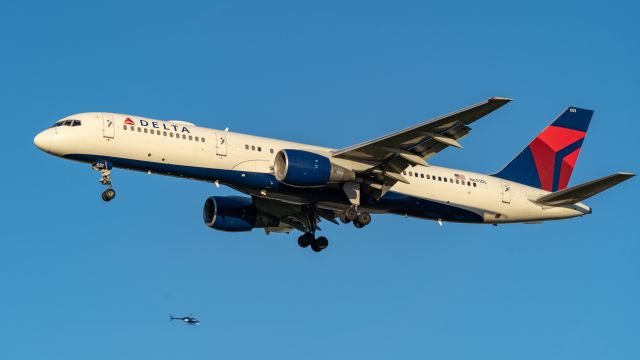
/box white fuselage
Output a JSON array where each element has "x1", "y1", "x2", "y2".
[{"x1": 34, "y1": 112, "x2": 591, "y2": 224}]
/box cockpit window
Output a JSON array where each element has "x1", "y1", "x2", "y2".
[{"x1": 50, "y1": 119, "x2": 81, "y2": 128}]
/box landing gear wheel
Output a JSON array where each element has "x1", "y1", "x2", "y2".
[
  {"x1": 310, "y1": 236, "x2": 329, "y2": 252},
  {"x1": 353, "y1": 221, "x2": 364, "y2": 228},
  {"x1": 356, "y1": 212, "x2": 371, "y2": 226},
  {"x1": 101, "y1": 188, "x2": 116, "y2": 202},
  {"x1": 345, "y1": 206, "x2": 358, "y2": 221},
  {"x1": 339, "y1": 213, "x2": 351, "y2": 224},
  {"x1": 298, "y1": 233, "x2": 313, "y2": 248},
  {"x1": 316, "y1": 236, "x2": 329, "y2": 250}
]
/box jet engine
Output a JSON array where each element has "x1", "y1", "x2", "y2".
[
  {"x1": 203, "y1": 196, "x2": 279, "y2": 232},
  {"x1": 274, "y1": 149, "x2": 356, "y2": 187}
]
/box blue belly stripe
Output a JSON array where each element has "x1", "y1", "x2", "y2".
[{"x1": 64, "y1": 153, "x2": 484, "y2": 223}]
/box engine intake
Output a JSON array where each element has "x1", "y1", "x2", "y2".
[
  {"x1": 274, "y1": 149, "x2": 355, "y2": 187},
  {"x1": 203, "y1": 196, "x2": 279, "y2": 232}
]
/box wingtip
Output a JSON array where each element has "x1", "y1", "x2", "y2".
[
  {"x1": 489, "y1": 97, "x2": 513, "y2": 102},
  {"x1": 617, "y1": 172, "x2": 636, "y2": 177}
]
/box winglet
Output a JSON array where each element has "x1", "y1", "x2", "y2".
[{"x1": 534, "y1": 172, "x2": 635, "y2": 206}]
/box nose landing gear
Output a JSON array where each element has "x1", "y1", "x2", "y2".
[{"x1": 93, "y1": 161, "x2": 116, "y2": 202}]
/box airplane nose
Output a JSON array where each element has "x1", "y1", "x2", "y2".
[{"x1": 34, "y1": 130, "x2": 50, "y2": 152}]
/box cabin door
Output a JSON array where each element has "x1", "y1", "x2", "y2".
[
  {"x1": 215, "y1": 131, "x2": 227, "y2": 156},
  {"x1": 102, "y1": 114, "x2": 115, "y2": 139},
  {"x1": 501, "y1": 180, "x2": 511, "y2": 204}
]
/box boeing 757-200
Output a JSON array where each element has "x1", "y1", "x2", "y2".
[{"x1": 34, "y1": 98, "x2": 634, "y2": 252}]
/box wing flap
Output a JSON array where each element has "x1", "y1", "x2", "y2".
[{"x1": 534, "y1": 172, "x2": 635, "y2": 206}]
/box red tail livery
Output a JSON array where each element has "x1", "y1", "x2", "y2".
[{"x1": 494, "y1": 107, "x2": 593, "y2": 191}]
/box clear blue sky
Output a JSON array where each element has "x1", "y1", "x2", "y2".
[{"x1": 1, "y1": 1, "x2": 638, "y2": 359}]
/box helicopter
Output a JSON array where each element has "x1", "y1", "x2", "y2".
[{"x1": 170, "y1": 314, "x2": 200, "y2": 325}]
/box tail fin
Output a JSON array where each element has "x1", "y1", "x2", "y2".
[{"x1": 493, "y1": 107, "x2": 593, "y2": 191}]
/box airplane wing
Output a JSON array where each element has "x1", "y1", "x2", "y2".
[
  {"x1": 534, "y1": 172, "x2": 635, "y2": 207},
  {"x1": 332, "y1": 97, "x2": 512, "y2": 163},
  {"x1": 331, "y1": 97, "x2": 512, "y2": 199}
]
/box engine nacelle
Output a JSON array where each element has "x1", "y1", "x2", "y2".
[
  {"x1": 203, "y1": 196, "x2": 279, "y2": 232},
  {"x1": 274, "y1": 149, "x2": 356, "y2": 187}
]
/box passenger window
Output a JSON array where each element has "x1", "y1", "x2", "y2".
[
  {"x1": 169, "y1": 132, "x2": 174, "y2": 137},
  {"x1": 72, "y1": 120, "x2": 81, "y2": 126},
  {"x1": 195, "y1": 136, "x2": 199, "y2": 141},
  {"x1": 420, "y1": 174, "x2": 424, "y2": 178},
  {"x1": 251, "y1": 145, "x2": 255, "y2": 151},
  {"x1": 144, "y1": 128, "x2": 148, "y2": 133},
  {"x1": 409, "y1": 172, "x2": 412, "y2": 176},
  {"x1": 403, "y1": 171, "x2": 407, "y2": 175},
  {"x1": 189, "y1": 136, "x2": 193, "y2": 141},
  {"x1": 150, "y1": 129, "x2": 154, "y2": 134},
  {"x1": 137, "y1": 127, "x2": 141, "y2": 132},
  {"x1": 163, "y1": 131, "x2": 167, "y2": 136},
  {"x1": 456, "y1": 180, "x2": 459, "y2": 184},
  {"x1": 415, "y1": 173, "x2": 418, "y2": 177},
  {"x1": 473, "y1": 183, "x2": 477, "y2": 187},
  {"x1": 426, "y1": 175, "x2": 430, "y2": 179},
  {"x1": 450, "y1": 179, "x2": 453, "y2": 183},
  {"x1": 257, "y1": 146, "x2": 261, "y2": 151},
  {"x1": 201, "y1": 138, "x2": 205, "y2": 142},
  {"x1": 130, "y1": 126, "x2": 134, "y2": 131},
  {"x1": 245, "y1": 144, "x2": 249, "y2": 149},
  {"x1": 182, "y1": 134, "x2": 186, "y2": 139},
  {"x1": 270, "y1": 149, "x2": 274, "y2": 154},
  {"x1": 467, "y1": 181, "x2": 471, "y2": 186},
  {"x1": 123, "y1": 125, "x2": 127, "y2": 130},
  {"x1": 438, "y1": 176, "x2": 442, "y2": 181}
]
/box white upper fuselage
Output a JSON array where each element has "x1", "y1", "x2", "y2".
[{"x1": 34, "y1": 112, "x2": 591, "y2": 224}]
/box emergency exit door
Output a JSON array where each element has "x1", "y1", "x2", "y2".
[
  {"x1": 102, "y1": 114, "x2": 115, "y2": 138},
  {"x1": 216, "y1": 131, "x2": 227, "y2": 156},
  {"x1": 501, "y1": 180, "x2": 511, "y2": 204}
]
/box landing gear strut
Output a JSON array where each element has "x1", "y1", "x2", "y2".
[{"x1": 93, "y1": 161, "x2": 116, "y2": 202}]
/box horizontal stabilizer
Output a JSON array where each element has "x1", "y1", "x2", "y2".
[{"x1": 534, "y1": 172, "x2": 635, "y2": 206}]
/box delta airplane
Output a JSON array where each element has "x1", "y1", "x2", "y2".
[{"x1": 34, "y1": 98, "x2": 634, "y2": 252}]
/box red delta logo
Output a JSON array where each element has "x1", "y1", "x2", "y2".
[
  {"x1": 529, "y1": 125, "x2": 586, "y2": 192},
  {"x1": 124, "y1": 118, "x2": 135, "y2": 125}
]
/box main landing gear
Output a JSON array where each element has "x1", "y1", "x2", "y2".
[
  {"x1": 297, "y1": 232, "x2": 329, "y2": 253},
  {"x1": 93, "y1": 161, "x2": 116, "y2": 202},
  {"x1": 339, "y1": 205, "x2": 371, "y2": 229}
]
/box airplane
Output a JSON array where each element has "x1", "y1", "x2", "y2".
[
  {"x1": 170, "y1": 314, "x2": 200, "y2": 325},
  {"x1": 33, "y1": 97, "x2": 634, "y2": 252}
]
